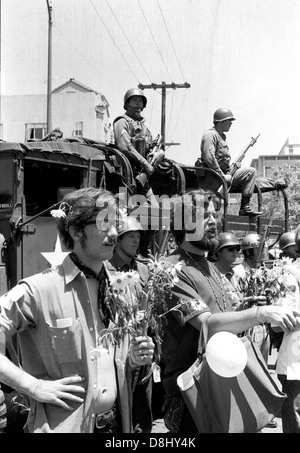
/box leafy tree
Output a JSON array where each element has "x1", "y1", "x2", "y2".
[{"x1": 262, "y1": 163, "x2": 300, "y2": 230}]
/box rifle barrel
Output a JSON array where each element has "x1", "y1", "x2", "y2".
[{"x1": 233, "y1": 133, "x2": 261, "y2": 165}]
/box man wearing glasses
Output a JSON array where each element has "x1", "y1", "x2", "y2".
[
  {"x1": 160, "y1": 190, "x2": 298, "y2": 432},
  {"x1": 0, "y1": 188, "x2": 154, "y2": 433},
  {"x1": 209, "y1": 232, "x2": 242, "y2": 311}
]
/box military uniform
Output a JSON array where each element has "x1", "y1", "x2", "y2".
[{"x1": 113, "y1": 113, "x2": 154, "y2": 197}]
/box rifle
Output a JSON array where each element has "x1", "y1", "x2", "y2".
[
  {"x1": 136, "y1": 134, "x2": 163, "y2": 187},
  {"x1": 255, "y1": 207, "x2": 275, "y2": 267},
  {"x1": 230, "y1": 133, "x2": 260, "y2": 177}
]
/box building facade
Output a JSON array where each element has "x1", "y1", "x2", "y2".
[
  {"x1": 0, "y1": 78, "x2": 112, "y2": 143},
  {"x1": 251, "y1": 136, "x2": 300, "y2": 177}
]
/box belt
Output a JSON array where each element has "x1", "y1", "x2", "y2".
[{"x1": 95, "y1": 404, "x2": 116, "y2": 430}]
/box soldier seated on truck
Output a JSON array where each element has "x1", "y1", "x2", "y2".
[
  {"x1": 113, "y1": 88, "x2": 167, "y2": 257},
  {"x1": 196, "y1": 108, "x2": 287, "y2": 216},
  {"x1": 198, "y1": 108, "x2": 262, "y2": 217},
  {"x1": 113, "y1": 88, "x2": 165, "y2": 202}
]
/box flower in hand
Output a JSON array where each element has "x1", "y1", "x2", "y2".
[
  {"x1": 98, "y1": 258, "x2": 184, "y2": 347},
  {"x1": 130, "y1": 335, "x2": 155, "y2": 365}
]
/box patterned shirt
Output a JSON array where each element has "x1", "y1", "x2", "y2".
[{"x1": 161, "y1": 248, "x2": 223, "y2": 398}]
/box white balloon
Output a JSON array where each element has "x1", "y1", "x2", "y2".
[{"x1": 205, "y1": 332, "x2": 248, "y2": 378}]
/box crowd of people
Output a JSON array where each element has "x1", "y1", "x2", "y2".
[{"x1": 0, "y1": 88, "x2": 299, "y2": 434}]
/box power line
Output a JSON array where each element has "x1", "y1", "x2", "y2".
[
  {"x1": 139, "y1": 82, "x2": 191, "y2": 149},
  {"x1": 90, "y1": 0, "x2": 140, "y2": 83},
  {"x1": 169, "y1": 89, "x2": 189, "y2": 142},
  {"x1": 148, "y1": 89, "x2": 155, "y2": 130},
  {"x1": 53, "y1": 25, "x2": 121, "y2": 96},
  {"x1": 156, "y1": 0, "x2": 187, "y2": 81},
  {"x1": 104, "y1": 0, "x2": 152, "y2": 82},
  {"x1": 167, "y1": 90, "x2": 175, "y2": 136},
  {"x1": 137, "y1": 0, "x2": 173, "y2": 81}
]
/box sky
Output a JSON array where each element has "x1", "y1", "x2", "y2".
[{"x1": 1, "y1": 0, "x2": 300, "y2": 167}]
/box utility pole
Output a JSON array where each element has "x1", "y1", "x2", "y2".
[
  {"x1": 46, "y1": 0, "x2": 53, "y2": 134},
  {"x1": 138, "y1": 82, "x2": 190, "y2": 150}
]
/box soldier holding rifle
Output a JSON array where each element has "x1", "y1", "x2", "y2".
[
  {"x1": 113, "y1": 88, "x2": 165, "y2": 258},
  {"x1": 199, "y1": 107, "x2": 262, "y2": 216},
  {"x1": 113, "y1": 88, "x2": 165, "y2": 200}
]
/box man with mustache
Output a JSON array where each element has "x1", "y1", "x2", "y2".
[
  {"x1": 161, "y1": 189, "x2": 300, "y2": 433},
  {"x1": 0, "y1": 188, "x2": 154, "y2": 433}
]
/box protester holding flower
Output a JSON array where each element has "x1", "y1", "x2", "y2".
[
  {"x1": 0, "y1": 188, "x2": 154, "y2": 433},
  {"x1": 275, "y1": 225, "x2": 300, "y2": 433},
  {"x1": 105, "y1": 216, "x2": 185, "y2": 431},
  {"x1": 160, "y1": 189, "x2": 300, "y2": 433}
]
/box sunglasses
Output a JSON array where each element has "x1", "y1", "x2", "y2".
[{"x1": 225, "y1": 246, "x2": 241, "y2": 252}]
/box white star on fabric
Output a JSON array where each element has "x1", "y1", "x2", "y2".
[{"x1": 41, "y1": 234, "x2": 69, "y2": 266}]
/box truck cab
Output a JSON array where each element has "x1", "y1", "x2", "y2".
[{"x1": 0, "y1": 139, "x2": 134, "y2": 295}]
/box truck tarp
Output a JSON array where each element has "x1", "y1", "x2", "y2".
[{"x1": 0, "y1": 141, "x2": 107, "y2": 163}]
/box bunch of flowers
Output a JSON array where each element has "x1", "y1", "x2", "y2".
[
  {"x1": 238, "y1": 259, "x2": 292, "y2": 306},
  {"x1": 98, "y1": 257, "x2": 184, "y2": 347}
]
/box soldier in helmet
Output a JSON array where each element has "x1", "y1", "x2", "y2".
[
  {"x1": 210, "y1": 232, "x2": 242, "y2": 311},
  {"x1": 233, "y1": 232, "x2": 278, "y2": 429},
  {"x1": 113, "y1": 88, "x2": 165, "y2": 198},
  {"x1": 212, "y1": 232, "x2": 270, "y2": 313},
  {"x1": 107, "y1": 215, "x2": 149, "y2": 288},
  {"x1": 113, "y1": 88, "x2": 165, "y2": 258},
  {"x1": 198, "y1": 108, "x2": 262, "y2": 217},
  {"x1": 279, "y1": 231, "x2": 297, "y2": 260},
  {"x1": 232, "y1": 233, "x2": 271, "y2": 363},
  {"x1": 106, "y1": 216, "x2": 153, "y2": 433}
]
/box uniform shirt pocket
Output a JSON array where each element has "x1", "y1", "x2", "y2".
[{"x1": 48, "y1": 318, "x2": 83, "y2": 364}]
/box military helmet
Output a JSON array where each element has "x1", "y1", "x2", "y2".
[
  {"x1": 123, "y1": 88, "x2": 147, "y2": 110},
  {"x1": 118, "y1": 216, "x2": 144, "y2": 238},
  {"x1": 215, "y1": 232, "x2": 240, "y2": 253},
  {"x1": 279, "y1": 231, "x2": 296, "y2": 250},
  {"x1": 213, "y1": 108, "x2": 236, "y2": 123},
  {"x1": 240, "y1": 233, "x2": 261, "y2": 251}
]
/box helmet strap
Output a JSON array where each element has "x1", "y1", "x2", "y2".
[{"x1": 125, "y1": 106, "x2": 143, "y2": 119}]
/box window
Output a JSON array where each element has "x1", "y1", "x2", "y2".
[
  {"x1": 0, "y1": 124, "x2": 3, "y2": 140},
  {"x1": 73, "y1": 121, "x2": 83, "y2": 136},
  {"x1": 25, "y1": 123, "x2": 47, "y2": 141},
  {"x1": 0, "y1": 158, "x2": 14, "y2": 210}
]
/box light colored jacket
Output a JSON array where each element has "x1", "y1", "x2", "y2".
[
  {"x1": 0, "y1": 255, "x2": 135, "y2": 433},
  {"x1": 276, "y1": 262, "x2": 300, "y2": 380}
]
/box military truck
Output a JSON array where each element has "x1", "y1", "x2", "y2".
[
  {"x1": 0, "y1": 138, "x2": 288, "y2": 297},
  {"x1": 0, "y1": 136, "x2": 289, "y2": 432}
]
